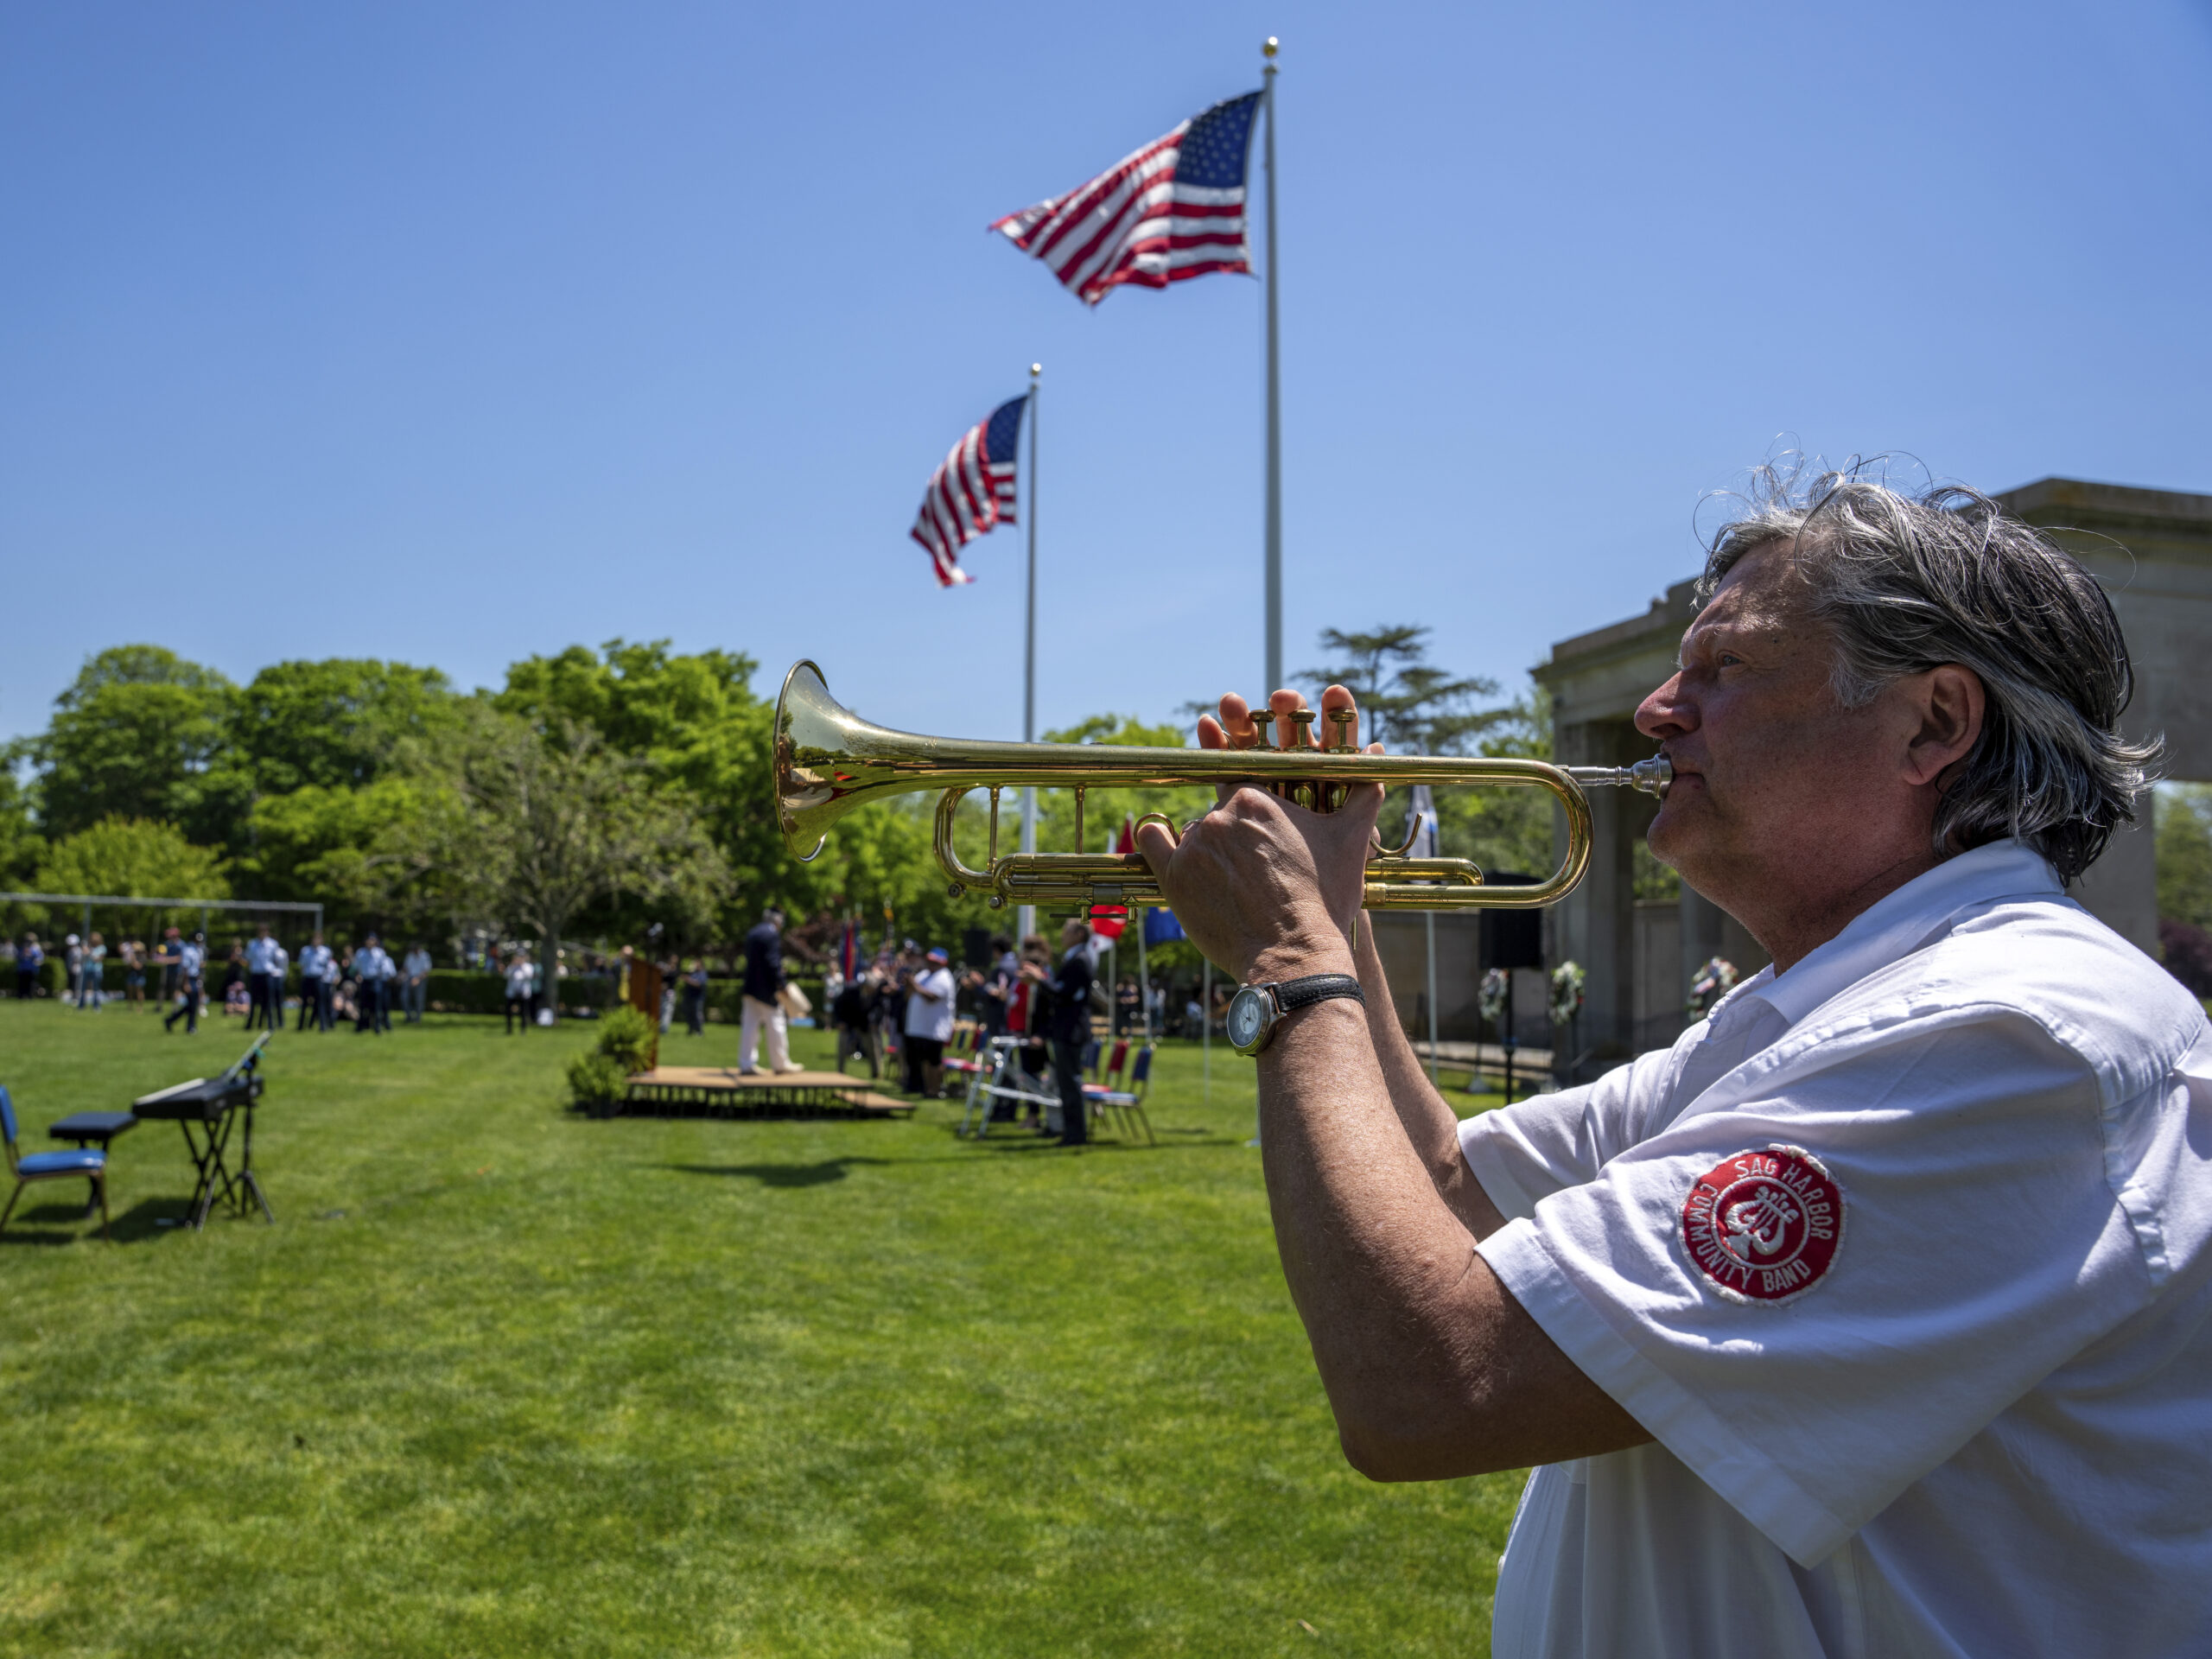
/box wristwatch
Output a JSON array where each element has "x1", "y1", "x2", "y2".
[{"x1": 1225, "y1": 973, "x2": 1365, "y2": 1057}]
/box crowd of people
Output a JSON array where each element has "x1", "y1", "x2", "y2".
[
  {"x1": 798, "y1": 919, "x2": 1106, "y2": 1144},
  {"x1": 7, "y1": 914, "x2": 1218, "y2": 1124},
  {"x1": 3, "y1": 923, "x2": 437, "y2": 1037}
]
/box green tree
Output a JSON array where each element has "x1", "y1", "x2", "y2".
[
  {"x1": 1300, "y1": 626, "x2": 1509, "y2": 755},
  {"x1": 30, "y1": 817, "x2": 228, "y2": 937},
  {"x1": 238, "y1": 776, "x2": 448, "y2": 940},
  {"x1": 229, "y1": 658, "x2": 463, "y2": 795},
  {"x1": 0, "y1": 769, "x2": 41, "y2": 887},
  {"x1": 22, "y1": 647, "x2": 236, "y2": 839},
  {"x1": 2157, "y1": 785, "x2": 2212, "y2": 932},
  {"x1": 430, "y1": 713, "x2": 729, "y2": 1015},
  {"x1": 494, "y1": 640, "x2": 788, "y2": 940}
]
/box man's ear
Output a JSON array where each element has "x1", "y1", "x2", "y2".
[{"x1": 1903, "y1": 664, "x2": 1986, "y2": 788}]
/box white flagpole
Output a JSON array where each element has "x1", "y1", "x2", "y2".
[
  {"x1": 1020, "y1": 363, "x2": 1041, "y2": 945},
  {"x1": 1426, "y1": 912, "x2": 1440, "y2": 1084},
  {"x1": 1262, "y1": 36, "x2": 1281, "y2": 694},
  {"x1": 1138, "y1": 914, "x2": 1153, "y2": 1042},
  {"x1": 1412, "y1": 785, "x2": 1440, "y2": 1082}
]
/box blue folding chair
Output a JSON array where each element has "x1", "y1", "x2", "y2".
[
  {"x1": 1094, "y1": 1046, "x2": 1156, "y2": 1147},
  {"x1": 0, "y1": 1085, "x2": 111, "y2": 1242}
]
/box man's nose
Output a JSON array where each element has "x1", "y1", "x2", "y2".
[{"x1": 1636, "y1": 674, "x2": 1695, "y2": 741}]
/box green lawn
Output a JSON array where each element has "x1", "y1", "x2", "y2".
[{"x1": 0, "y1": 1000, "x2": 1522, "y2": 1657}]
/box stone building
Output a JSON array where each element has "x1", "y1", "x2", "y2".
[{"x1": 1532, "y1": 477, "x2": 2212, "y2": 1070}]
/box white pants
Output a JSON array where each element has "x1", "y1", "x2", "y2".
[{"x1": 739, "y1": 995, "x2": 792, "y2": 1073}]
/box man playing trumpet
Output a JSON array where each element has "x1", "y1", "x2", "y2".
[{"x1": 1136, "y1": 470, "x2": 2211, "y2": 1656}]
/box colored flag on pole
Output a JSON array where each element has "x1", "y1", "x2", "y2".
[
  {"x1": 991, "y1": 92, "x2": 1262, "y2": 306},
  {"x1": 1088, "y1": 817, "x2": 1139, "y2": 940},
  {"x1": 839, "y1": 920, "x2": 857, "y2": 981},
  {"x1": 910, "y1": 393, "x2": 1027, "y2": 588},
  {"x1": 1142, "y1": 907, "x2": 1185, "y2": 946}
]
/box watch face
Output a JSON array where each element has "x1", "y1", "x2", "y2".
[{"x1": 1227, "y1": 986, "x2": 1269, "y2": 1052}]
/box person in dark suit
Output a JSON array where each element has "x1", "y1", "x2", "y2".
[
  {"x1": 1025, "y1": 918, "x2": 1096, "y2": 1147},
  {"x1": 739, "y1": 906, "x2": 802, "y2": 1075}
]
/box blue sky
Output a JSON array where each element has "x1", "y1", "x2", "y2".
[{"x1": 5, "y1": 0, "x2": 2209, "y2": 752}]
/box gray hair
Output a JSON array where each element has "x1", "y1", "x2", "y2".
[{"x1": 1698, "y1": 461, "x2": 2160, "y2": 881}]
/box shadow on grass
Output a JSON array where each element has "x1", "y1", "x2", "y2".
[
  {"x1": 0, "y1": 1195, "x2": 198, "y2": 1245},
  {"x1": 660, "y1": 1157, "x2": 892, "y2": 1188}
]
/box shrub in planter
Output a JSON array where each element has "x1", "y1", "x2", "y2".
[
  {"x1": 568, "y1": 1005, "x2": 656, "y2": 1112},
  {"x1": 595, "y1": 1005, "x2": 656, "y2": 1074},
  {"x1": 566, "y1": 1051, "x2": 630, "y2": 1112}
]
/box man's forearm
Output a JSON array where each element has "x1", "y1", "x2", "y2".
[
  {"x1": 1351, "y1": 919, "x2": 1506, "y2": 1240},
  {"x1": 1256, "y1": 987, "x2": 1650, "y2": 1479}
]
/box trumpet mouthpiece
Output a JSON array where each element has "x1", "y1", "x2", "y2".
[{"x1": 1566, "y1": 757, "x2": 1671, "y2": 797}]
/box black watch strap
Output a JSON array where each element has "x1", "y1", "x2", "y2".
[{"x1": 1273, "y1": 973, "x2": 1364, "y2": 1014}]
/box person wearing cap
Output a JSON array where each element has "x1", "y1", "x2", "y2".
[
  {"x1": 163, "y1": 931, "x2": 206, "y2": 1034},
  {"x1": 903, "y1": 946, "x2": 957, "y2": 1098},
  {"x1": 739, "y1": 905, "x2": 803, "y2": 1076}
]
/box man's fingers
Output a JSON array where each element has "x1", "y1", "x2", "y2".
[
  {"x1": 1319, "y1": 683, "x2": 1360, "y2": 752},
  {"x1": 1218, "y1": 694, "x2": 1259, "y2": 750},
  {"x1": 1196, "y1": 714, "x2": 1228, "y2": 751},
  {"x1": 1133, "y1": 817, "x2": 1179, "y2": 877}
]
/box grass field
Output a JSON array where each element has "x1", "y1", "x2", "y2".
[{"x1": 0, "y1": 1000, "x2": 1523, "y2": 1657}]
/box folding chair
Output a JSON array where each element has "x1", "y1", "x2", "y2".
[
  {"x1": 0, "y1": 1086, "x2": 111, "y2": 1241},
  {"x1": 1093, "y1": 1046, "x2": 1157, "y2": 1146},
  {"x1": 959, "y1": 1038, "x2": 1061, "y2": 1138},
  {"x1": 941, "y1": 1021, "x2": 988, "y2": 1085},
  {"x1": 1084, "y1": 1039, "x2": 1129, "y2": 1096}
]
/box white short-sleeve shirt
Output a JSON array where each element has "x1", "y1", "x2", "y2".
[
  {"x1": 1462, "y1": 840, "x2": 2212, "y2": 1659},
  {"x1": 905, "y1": 968, "x2": 957, "y2": 1042}
]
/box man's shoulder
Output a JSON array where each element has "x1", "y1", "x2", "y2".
[{"x1": 1828, "y1": 895, "x2": 2207, "y2": 1096}]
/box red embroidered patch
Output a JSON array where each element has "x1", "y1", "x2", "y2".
[{"x1": 1680, "y1": 1145, "x2": 1843, "y2": 1305}]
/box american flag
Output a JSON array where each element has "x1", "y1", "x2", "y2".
[
  {"x1": 991, "y1": 92, "x2": 1262, "y2": 306},
  {"x1": 909, "y1": 393, "x2": 1027, "y2": 588}
]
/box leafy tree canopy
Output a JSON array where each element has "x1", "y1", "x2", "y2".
[
  {"x1": 2157, "y1": 785, "x2": 2212, "y2": 936},
  {"x1": 238, "y1": 777, "x2": 445, "y2": 943},
  {"x1": 29, "y1": 817, "x2": 229, "y2": 936},
  {"x1": 229, "y1": 658, "x2": 463, "y2": 796},
  {"x1": 493, "y1": 640, "x2": 779, "y2": 937},
  {"x1": 1300, "y1": 626, "x2": 1507, "y2": 756},
  {"x1": 23, "y1": 647, "x2": 237, "y2": 839}
]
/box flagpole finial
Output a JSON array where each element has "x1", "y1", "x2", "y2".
[
  {"x1": 1030, "y1": 363, "x2": 1041, "y2": 378},
  {"x1": 1262, "y1": 35, "x2": 1278, "y2": 59}
]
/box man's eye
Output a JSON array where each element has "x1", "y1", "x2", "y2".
[{"x1": 1717, "y1": 653, "x2": 1744, "y2": 668}]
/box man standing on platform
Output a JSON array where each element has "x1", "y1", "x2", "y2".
[
  {"x1": 739, "y1": 906, "x2": 803, "y2": 1076},
  {"x1": 297, "y1": 932, "x2": 333, "y2": 1031}
]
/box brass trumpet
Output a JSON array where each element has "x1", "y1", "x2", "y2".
[{"x1": 773, "y1": 660, "x2": 1669, "y2": 914}]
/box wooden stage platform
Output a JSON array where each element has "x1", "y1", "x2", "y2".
[{"x1": 619, "y1": 1067, "x2": 913, "y2": 1120}]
